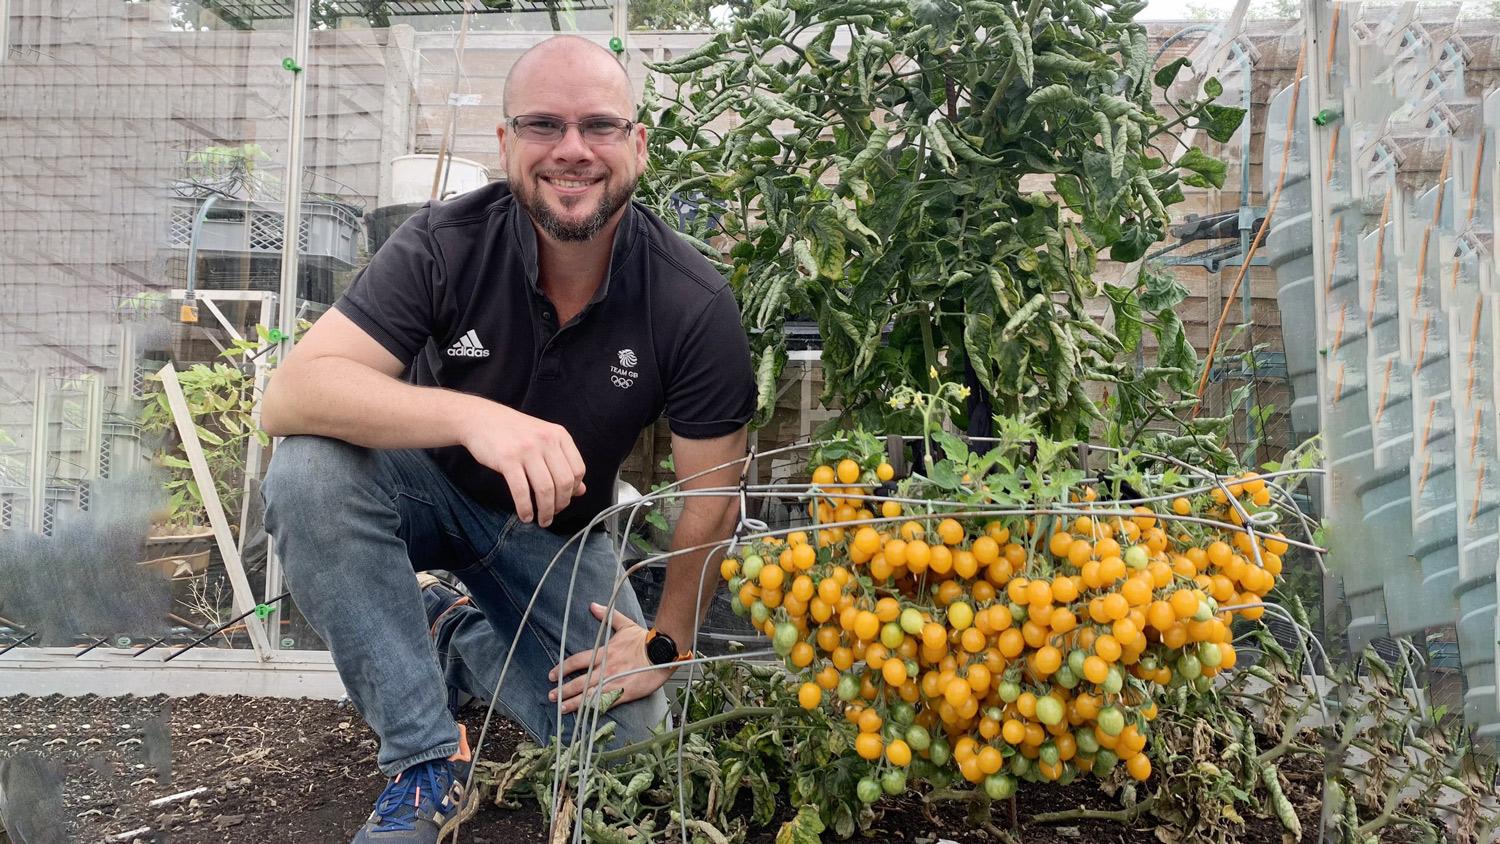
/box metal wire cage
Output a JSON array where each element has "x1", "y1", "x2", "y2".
[{"x1": 437, "y1": 435, "x2": 1332, "y2": 844}]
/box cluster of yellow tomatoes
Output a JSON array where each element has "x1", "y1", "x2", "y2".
[{"x1": 719, "y1": 459, "x2": 1290, "y2": 802}]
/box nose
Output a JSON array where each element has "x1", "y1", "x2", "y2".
[{"x1": 551, "y1": 123, "x2": 594, "y2": 159}]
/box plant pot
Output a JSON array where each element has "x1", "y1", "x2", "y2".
[
  {"x1": 141, "y1": 526, "x2": 215, "y2": 581},
  {"x1": 138, "y1": 548, "x2": 212, "y2": 581},
  {"x1": 144, "y1": 526, "x2": 215, "y2": 559}
]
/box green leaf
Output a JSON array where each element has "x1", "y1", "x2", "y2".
[
  {"x1": 931, "y1": 430, "x2": 971, "y2": 465},
  {"x1": 927, "y1": 459, "x2": 962, "y2": 491},
  {"x1": 1110, "y1": 223, "x2": 1155, "y2": 263},
  {"x1": 1203, "y1": 76, "x2": 1224, "y2": 98},
  {"x1": 1154, "y1": 56, "x2": 1190, "y2": 89},
  {"x1": 1198, "y1": 103, "x2": 1247, "y2": 143},
  {"x1": 1176, "y1": 147, "x2": 1228, "y2": 189},
  {"x1": 1053, "y1": 174, "x2": 1086, "y2": 211},
  {"x1": 1140, "y1": 266, "x2": 1190, "y2": 311},
  {"x1": 775, "y1": 804, "x2": 826, "y2": 844},
  {"x1": 1104, "y1": 283, "x2": 1143, "y2": 354},
  {"x1": 807, "y1": 208, "x2": 846, "y2": 281},
  {"x1": 194, "y1": 425, "x2": 225, "y2": 446}
]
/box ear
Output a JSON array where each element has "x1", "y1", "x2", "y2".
[
  {"x1": 497, "y1": 123, "x2": 509, "y2": 169},
  {"x1": 633, "y1": 121, "x2": 648, "y2": 174}
]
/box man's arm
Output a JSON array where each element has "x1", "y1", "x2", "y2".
[
  {"x1": 547, "y1": 425, "x2": 746, "y2": 712},
  {"x1": 651, "y1": 427, "x2": 749, "y2": 649},
  {"x1": 260, "y1": 309, "x2": 586, "y2": 527}
]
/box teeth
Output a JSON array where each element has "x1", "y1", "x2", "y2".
[{"x1": 549, "y1": 178, "x2": 596, "y2": 188}]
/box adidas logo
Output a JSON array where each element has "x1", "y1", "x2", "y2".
[{"x1": 446, "y1": 329, "x2": 490, "y2": 358}]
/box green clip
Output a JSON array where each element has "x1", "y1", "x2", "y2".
[
  {"x1": 282, "y1": 57, "x2": 303, "y2": 73},
  {"x1": 255, "y1": 603, "x2": 275, "y2": 621},
  {"x1": 608, "y1": 36, "x2": 624, "y2": 54},
  {"x1": 1313, "y1": 108, "x2": 1340, "y2": 126},
  {"x1": 267, "y1": 328, "x2": 288, "y2": 342}
]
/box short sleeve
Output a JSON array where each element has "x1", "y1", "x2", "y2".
[
  {"x1": 664, "y1": 286, "x2": 756, "y2": 439},
  {"x1": 333, "y1": 205, "x2": 444, "y2": 366}
]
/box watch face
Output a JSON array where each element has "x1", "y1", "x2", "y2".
[{"x1": 647, "y1": 633, "x2": 677, "y2": 665}]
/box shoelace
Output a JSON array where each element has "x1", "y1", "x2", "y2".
[{"x1": 371, "y1": 760, "x2": 453, "y2": 832}]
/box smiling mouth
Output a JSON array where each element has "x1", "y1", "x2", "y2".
[{"x1": 542, "y1": 175, "x2": 603, "y2": 191}]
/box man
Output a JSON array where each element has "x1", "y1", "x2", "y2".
[{"x1": 259, "y1": 35, "x2": 754, "y2": 844}]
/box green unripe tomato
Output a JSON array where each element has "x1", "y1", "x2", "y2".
[
  {"x1": 905, "y1": 724, "x2": 932, "y2": 752},
  {"x1": 856, "y1": 777, "x2": 882, "y2": 803},
  {"x1": 997, "y1": 680, "x2": 1021, "y2": 703},
  {"x1": 983, "y1": 773, "x2": 1016, "y2": 800},
  {"x1": 889, "y1": 701, "x2": 915, "y2": 725},
  {"x1": 741, "y1": 555, "x2": 764, "y2": 580},
  {"x1": 772, "y1": 622, "x2": 798, "y2": 656},
  {"x1": 900, "y1": 607, "x2": 926, "y2": 635},
  {"x1": 836, "y1": 674, "x2": 860, "y2": 702},
  {"x1": 1058, "y1": 762, "x2": 1078, "y2": 785},
  {"x1": 1198, "y1": 641, "x2": 1224, "y2": 668},
  {"x1": 985, "y1": 706, "x2": 1005, "y2": 722},
  {"x1": 1102, "y1": 666, "x2": 1124, "y2": 695},
  {"x1": 727, "y1": 575, "x2": 744, "y2": 594},
  {"x1": 1035, "y1": 695, "x2": 1064, "y2": 726},
  {"x1": 1194, "y1": 676, "x2": 1213, "y2": 693},
  {"x1": 881, "y1": 769, "x2": 908, "y2": 795},
  {"x1": 1009, "y1": 602, "x2": 1028, "y2": 624},
  {"x1": 1054, "y1": 666, "x2": 1079, "y2": 689},
  {"x1": 731, "y1": 597, "x2": 748, "y2": 617},
  {"x1": 1039, "y1": 742, "x2": 1060, "y2": 767},
  {"x1": 1178, "y1": 654, "x2": 1202, "y2": 680},
  {"x1": 1009, "y1": 753, "x2": 1031, "y2": 777},
  {"x1": 750, "y1": 602, "x2": 770, "y2": 626},
  {"x1": 1093, "y1": 749, "x2": 1118, "y2": 777},
  {"x1": 1097, "y1": 706, "x2": 1125, "y2": 737},
  {"x1": 928, "y1": 738, "x2": 951, "y2": 767},
  {"x1": 881, "y1": 622, "x2": 906, "y2": 650},
  {"x1": 1193, "y1": 601, "x2": 1214, "y2": 623},
  {"x1": 1124, "y1": 545, "x2": 1149, "y2": 569},
  {"x1": 1067, "y1": 648, "x2": 1087, "y2": 677},
  {"x1": 1075, "y1": 728, "x2": 1100, "y2": 755}
]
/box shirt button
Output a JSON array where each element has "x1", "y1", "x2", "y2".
[{"x1": 542, "y1": 310, "x2": 553, "y2": 321}]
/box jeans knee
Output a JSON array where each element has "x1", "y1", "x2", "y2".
[{"x1": 262, "y1": 435, "x2": 375, "y2": 532}]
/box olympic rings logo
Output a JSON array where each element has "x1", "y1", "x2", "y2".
[{"x1": 611, "y1": 375, "x2": 635, "y2": 389}]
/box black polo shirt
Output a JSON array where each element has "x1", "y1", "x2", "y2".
[{"x1": 334, "y1": 181, "x2": 755, "y2": 536}]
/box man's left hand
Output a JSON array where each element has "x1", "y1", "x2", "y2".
[{"x1": 548, "y1": 603, "x2": 676, "y2": 715}]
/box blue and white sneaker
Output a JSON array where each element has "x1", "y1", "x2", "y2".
[{"x1": 351, "y1": 725, "x2": 475, "y2": 843}]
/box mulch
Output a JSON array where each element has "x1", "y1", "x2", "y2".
[{"x1": 0, "y1": 694, "x2": 1319, "y2": 843}]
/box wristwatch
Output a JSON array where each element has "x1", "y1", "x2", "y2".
[{"x1": 644, "y1": 628, "x2": 691, "y2": 666}]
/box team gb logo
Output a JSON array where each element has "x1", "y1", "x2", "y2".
[{"x1": 611, "y1": 348, "x2": 639, "y2": 389}]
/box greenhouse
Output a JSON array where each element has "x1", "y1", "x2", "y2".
[{"x1": 2, "y1": 0, "x2": 1499, "y2": 842}]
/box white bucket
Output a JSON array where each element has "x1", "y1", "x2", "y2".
[{"x1": 390, "y1": 154, "x2": 490, "y2": 205}]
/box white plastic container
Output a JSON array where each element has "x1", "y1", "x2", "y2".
[{"x1": 389, "y1": 154, "x2": 490, "y2": 205}]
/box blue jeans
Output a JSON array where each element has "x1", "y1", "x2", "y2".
[{"x1": 261, "y1": 435, "x2": 670, "y2": 776}]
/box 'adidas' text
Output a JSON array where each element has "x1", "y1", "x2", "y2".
[{"x1": 447, "y1": 329, "x2": 490, "y2": 358}]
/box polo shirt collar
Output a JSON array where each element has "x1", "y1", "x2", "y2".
[{"x1": 509, "y1": 193, "x2": 639, "y2": 308}]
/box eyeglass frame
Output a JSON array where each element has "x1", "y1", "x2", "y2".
[{"x1": 505, "y1": 114, "x2": 637, "y2": 145}]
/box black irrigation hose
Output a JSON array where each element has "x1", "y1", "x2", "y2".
[
  {"x1": 73, "y1": 636, "x2": 110, "y2": 658},
  {"x1": 161, "y1": 592, "x2": 290, "y2": 662},
  {"x1": 0, "y1": 632, "x2": 37, "y2": 656}
]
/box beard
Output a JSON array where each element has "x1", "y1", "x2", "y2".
[{"x1": 514, "y1": 170, "x2": 636, "y2": 242}]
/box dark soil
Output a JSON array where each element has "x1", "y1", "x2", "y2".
[{"x1": 0, "y1": 694, "x2": 1320, "y2": 844}]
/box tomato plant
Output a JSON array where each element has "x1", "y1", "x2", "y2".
[
  {"x1": 723, "y1": 402, "x2": 1293, "y2": 803},
  {"x1": 639, "y1": 0, "x2": 1244, "y2": 438}
]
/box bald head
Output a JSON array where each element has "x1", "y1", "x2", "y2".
[{"x1": 504, "y1": 35, "x2": 634, "y2": 119}]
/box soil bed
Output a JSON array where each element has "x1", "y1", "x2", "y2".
[{"x1": 1, "y1": 694, "x2": 1320, "y2": 843}]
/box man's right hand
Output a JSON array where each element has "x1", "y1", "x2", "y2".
[{"x1": 460, "y1": 403, "x2": 587, "y2": 528}]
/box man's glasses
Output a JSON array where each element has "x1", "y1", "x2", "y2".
[{"x1": 508, "y1": 115, "x2": 634, "y2": 144}]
